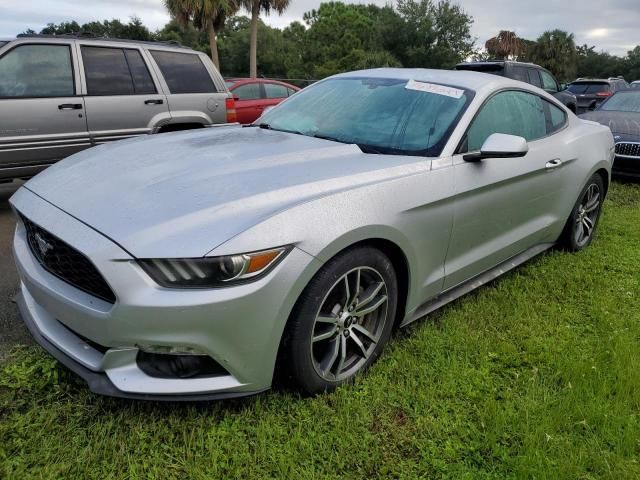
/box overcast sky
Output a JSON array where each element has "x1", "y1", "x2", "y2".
[{"x1": 1, "y1": 0, "x2": 638, "y2": 56}]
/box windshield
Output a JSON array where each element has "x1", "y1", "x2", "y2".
[
  {"x1": 600, "y1": 92, "x2": 640, "y2": 113},
  {"x1": 568, "y1": 82, "x2": 609, "y2": 94},
  {"x1": 257, "y1": 76, "x2": 474, "y2": 157}
]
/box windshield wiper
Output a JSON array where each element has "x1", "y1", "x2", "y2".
[{"x1": 253, "y1": 123, "x2": 307, "y2": 136}]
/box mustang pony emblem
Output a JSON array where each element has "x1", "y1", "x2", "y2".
[{"x1": 34, "y1": 233, "x2": 53, "y2": 258}]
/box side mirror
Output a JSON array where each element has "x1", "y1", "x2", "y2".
[
  {"x1": 560, "y1": 83, "x2": 567, "y2": 91},
  {"x1": 463, "y1": 133, "x2": 529, "y2": 162}
]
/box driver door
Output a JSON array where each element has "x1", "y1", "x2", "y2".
[{"x1": 443, "y1": 90, "x2": 571, "y2": 289}]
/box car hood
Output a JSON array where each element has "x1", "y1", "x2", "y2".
[
  {"x1": 579, "y1": 111, "x2": 640, "y2": 136},
  {"x1": 25, "y1": 126, "x2": 425, "y2": 258}
]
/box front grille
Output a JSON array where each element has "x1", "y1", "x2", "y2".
[
  {"x1": 615, "y1": 142, "x2": 640, "y2": 158},
  {"x1": 20, "y1": 214, "x2": 116, "y2": 304}
]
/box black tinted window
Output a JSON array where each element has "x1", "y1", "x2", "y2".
[
  {"x1": 568, "y1": 83, "x2": 608, "y2": 94},
  {"x1": 82, "y1": 46, "x2": 134, "y2": 95},
  {"x1": 527, "y1": 69, "x2": 542, "y2": 87},
  {"x1": 150, "y1": 51, "x2": 216, "y2": 94},
  {"x1": 511, "y1": 66, "x2": 529, "y2": 83},
  {"x1": 124, "y1": 49, "x2": 156, "y2": 94},
  {"x1": 0, "y1": 44, "x2": 74, "y2": 97}
]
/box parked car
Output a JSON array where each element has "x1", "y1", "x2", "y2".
[
  {"x1": 225, "y1": 78, "x2": 300, "y2": 124},
  {"x1": 0, "y1": 34, "x2": 237, "y2": 182},
  {"x1": 567, "y1": 77, "x2": 629, "y2": 112},
  {"x1": 580, "y1": 89, "x2": 640, "y2": 178},
  {"x1": 631, "y1": 81, "x2": 640, "y2": 89},
  {"x1": 10, "y1": 69, "x2": 613, "y2": 400},
  {"x1": 455, "y1": 60, "x2": 577, "y2": 113}
]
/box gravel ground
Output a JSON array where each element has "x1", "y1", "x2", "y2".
[{"x1": 0, "y1": 180, "x2": 32, "y2": 360}]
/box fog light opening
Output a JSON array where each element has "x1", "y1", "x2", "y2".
[{"x1": 136, "y1": 351, "x2": 229, "y2": 379}]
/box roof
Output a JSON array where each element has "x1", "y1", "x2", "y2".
[
  {"x1": 332, "y1": 68, "x2": 524, "y2": 93},
  {"x1": 456, "y1": 60, "x2": 538, "y2": 68}
]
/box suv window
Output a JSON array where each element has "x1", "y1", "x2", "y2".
[
  {"x1": 540, "y1": 71, "x2": 558, "y2": 92},
  {"x1": 150, "y1": 51, "x2": 216, "y2": 94},
  {"x1": 264, "y1": 83, "x2": 289, "y2": 99},
  {"x1": 527, "y1": 69, "x2": 542, "y2": 88},
  {"x1": 83, "y1": 46, "x2": 132, "y2": 96},
  {"x1": 466, "y1": 91, "x2": 548, "y2": 152},
  {"x1": 124, "y1": 50, "x2": 156, "y2": 94},
  {"x1": 0, "y1": 44, "x2": 74, "y2": 98},
  {"x1": 568, "y1": 83, "x2": 609, "y2": 94},
  {"x1": 511, "y1": 66, "x2": 529, "y2": 84}
]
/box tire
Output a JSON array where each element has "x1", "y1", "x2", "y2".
[
  {"x1": 280, "y1": 246, "x2": 398, "y2": 395},
  {"x1": 559, "y1": 173, "x2": 604, "y2": 251}
]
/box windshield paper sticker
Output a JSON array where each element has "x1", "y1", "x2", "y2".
[{"x1": 405, "y1": 79, "x2": 464, "y2": 99}]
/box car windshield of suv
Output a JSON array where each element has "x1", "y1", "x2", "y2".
[
  {"x1": 599, "y1": 91, "x2": 640, "y2": 113},
  {"x1": 256, "y1": 77, "x2": 474, "y2": 157},
  {"x1": 568, "y1": 82, "x2": 608, "y2": 94}
]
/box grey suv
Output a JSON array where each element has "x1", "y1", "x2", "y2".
[
  {"x1": 455, "y1": 60, "x2": 578, "y2": 113},
  {"x1": 0, "y1": 35, "x2": 236, "y2": 181},
  {"x1": 567, "y1": 78, "x2": 630, "y2": 112}
]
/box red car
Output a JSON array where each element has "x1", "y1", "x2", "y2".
[{"x1": 225, "y1": 78, "x2": 300, "y2": 124}]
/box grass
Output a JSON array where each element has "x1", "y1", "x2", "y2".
[{"x1": 1, "y1": 181, "x2": 639, "y2": 479}]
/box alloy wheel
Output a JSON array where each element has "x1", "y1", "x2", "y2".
[
  {"x1": 573, "y1": 182, "x2": 601, "y2": 248},
  {"x1": 310, "y1": 267, "x2": 389, "y2": 382}
]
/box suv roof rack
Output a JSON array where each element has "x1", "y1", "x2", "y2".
[{"x1": 15, "y1": 32, "x2": 188, "y2": 49}]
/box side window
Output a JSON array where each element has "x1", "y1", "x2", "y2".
[
  {"x1": 546, "y1": 101, "x2": 567, "y2": 135},
  {"x1": 540, "y1": 71, "x2": 558, "y2": 92},
  {"x1": 264, "y1": 83, "x2": 289, "y2": 99},
  {"x1": 527, "y1": 69, "x2": 542, "y2": 88},
  {"x1": 466, "y1": 91, "x2": 547, "y2": 152},
  {"x1": 82, "y1": 46, "x2": 134, "y2": 96},
  {"x1": 0, "y1": 44, "x2": 74, "y2": 98},
  {"x1": 232, "y1": 83, "x2": 261, "y2": 100},
  {"x1": 150, "y1": 51, "x2": 216, "y2": 94},
  {"x1": 287, "y1": 87, "x2": 297, "y2": 96},
  {"x1": 511, "y1": 66, "x2": 529, "y2": 84},
  {"x1": 124, "y1": 49, "x2": 156, "y2": 94}
]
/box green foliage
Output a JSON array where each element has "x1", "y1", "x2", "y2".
[
  {"x1": 1, "y1": 181, "x2": 640, "y2": 478},
  {"x1": 37, "y1": 17, "x2": 153, "y2": 41},
  {"x1": 528, "y1": 29, "x2": 578, "y2": 82}
]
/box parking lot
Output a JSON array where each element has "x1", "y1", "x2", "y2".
[{"x1": 0, "y1": 180, "x2": 31, "y2": 359}]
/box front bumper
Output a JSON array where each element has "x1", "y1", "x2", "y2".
[
  {"x1": 10, "y1": 187, "x2": 320, "y2": 399},
  {"x1": 613, "y1": 155, "x2": 640, "y2": 178}
]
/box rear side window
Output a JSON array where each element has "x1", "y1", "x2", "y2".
[
  {"x1": 511, "y1": 66, "x2": 529, "y2": 84},
  {"x1": 0, "y1": 44, "x2": 74, "y2": 98},
  {"x1": 264, "y1": 83, "x2": 289, "y2": 99},
  {"x1": 527, "y1": 69, "x2": 542, "y2": 88},
  {"x1": 124, "y1": 50, "x2": 156, "y2": 94},
  {"x1": 540, "y1": 71, "x2": 558, "y2": 92},
  {"x1": 232, "y1": 83, "x2": 261, "y2": 100},
  {"x1": 568, "y1": 83, "x2": 608, "y2": 94},
  {"x1": 287, "y1": 87, "x2": 297, "y2": 96},
  {"x1": 150, "y1": 51, "x2": 216, "y2": 94},
  {"x1": 82, "y1": 46, "x2": 134, "y2": 95},
  {"x1": 466, "y1": 90, "x2": 547, "y2": 152},
  {"x1": 546, "y1": 102, "x2": 567, "y2": 134}
]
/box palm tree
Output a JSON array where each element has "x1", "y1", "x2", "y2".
[
  {"x1": 242, "y1": 0, "x2": 291, "y2": 78},
  {"x1": 164, "y1": 0, "x2": 238, "y2": 70},
  {"x1": 485, "y1": 31, "x2": 524, "y2": 60},
  {"x1": 529, "y1": 30, "x2": 578, "y2": 82}
]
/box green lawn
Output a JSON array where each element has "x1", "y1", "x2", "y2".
[{"x1": 1, "y1": 181, "x2": 639, "y2": 480}]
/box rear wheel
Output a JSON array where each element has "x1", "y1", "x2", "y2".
[
  {"x1": 560, "y1": 173, "x2": 604, "y2": 251},
  {"x1": 281, "y1": 247, "x2": 397, "y2": 394}
]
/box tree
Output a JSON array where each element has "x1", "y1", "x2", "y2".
[
  {"x1": 485, "y1": 31, "x2": 524, "y2": 60},
  {"x1": 529, "y1": 30, "x2": 577, "y2": 82},
  {"x1": 164, "y1": 0, "x2": 239, "y2": 70},
  {"x1": 576, "y1": 44, "x2": 623, "y2": 79},
  {"x1": 241, "y1": 0, "x2": 291, "y2": 78}
]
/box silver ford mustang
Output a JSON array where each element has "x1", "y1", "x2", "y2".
[{"x1": 10, "y1": 69, "x2": 614, "y2": 400}]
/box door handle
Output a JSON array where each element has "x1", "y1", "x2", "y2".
[
  {"x1": 545, "y1": 159, "x2": 563, "y2": 169},
  {"x1": 58, "y1": 103, "x2": 83, "y2": 110},
  {"x1": 144, "y1": 99, "x2": 164, "y2": 105}
]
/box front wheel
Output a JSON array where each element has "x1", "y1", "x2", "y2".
[
  {"x1": 281, "y1": 247, "x2": 398, "y2": 395},
  {"x1": 559, "y1": 173, "x2": 604, "y2": 251}
]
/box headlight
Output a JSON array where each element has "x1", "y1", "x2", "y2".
[{"x1": 138, "y1": 247, "x2": 290, "y2": 288}]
